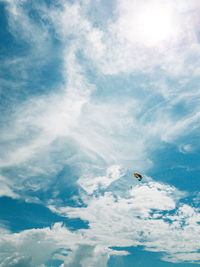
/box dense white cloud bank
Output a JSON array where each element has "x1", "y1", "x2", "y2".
[{"x1": 1, "y1": 177, "x2": 200, "y2": 266}]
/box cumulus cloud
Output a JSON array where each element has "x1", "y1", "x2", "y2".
[
  {"x1": 0, "y1": 179, "x2": 200, "y2": 266},
  {"x1": 61, "y1": 181, "x2": 200, "y2": 264}
]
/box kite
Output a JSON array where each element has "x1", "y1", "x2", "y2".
[{"x1": 134, "y1": 172, "x2": 143, "y2": 181}]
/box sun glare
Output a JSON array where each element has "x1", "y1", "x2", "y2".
[{"x1": 136, "y1": 6, "x2": 175, "y2": 45}]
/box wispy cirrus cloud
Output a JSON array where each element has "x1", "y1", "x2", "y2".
[
  {"x1": 81, "y1": 0, "x2": 200, "y2": 75},
  {"x1": 1, "y1": 0, "x2": 200, "y2": 177},
  {"x1": 0, "y1": 175, "x2": 19, "y2": 198}
]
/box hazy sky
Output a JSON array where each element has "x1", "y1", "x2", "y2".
[{"x1": 1, "y1": 0, "x2": 200, "y2": 266}]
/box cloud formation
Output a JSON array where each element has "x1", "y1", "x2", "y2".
[
  {"x1": 1, "y1": 177, "x2": 200, "y2": 266},
  {"x1": 1, "y1": 0, "x2": 200, "y2": 266}
]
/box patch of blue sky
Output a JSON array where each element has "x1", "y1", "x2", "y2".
[
  {"x1": 148, "y1": 142, "x2": 200, "y2": 192},
  {"x1": 0, "y1": 196, "x2": 89, "y2": 233},
  {"x1": 45, "y1": 259, "x2": 64, "y2": 267},
  {"x1": 40, "y1": 165, "x2": 86, "y2": 208},
  {"x1": 108, "y1": 246, "x2": 198, "y2": 267}
]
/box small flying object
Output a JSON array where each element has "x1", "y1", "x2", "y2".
[{"x1": 134, "y1": 172, "x2": 143, "y2": 181}]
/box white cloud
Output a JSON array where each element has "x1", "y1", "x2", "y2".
[
  {"x1": 0, "y1": 44, "x2": 94, "y2": 165},
  {"x1": 0, "y1": 176, "x2": 19, "y2": 198},
  {"x1": 49, "y1": 2, "x2": 91, "y2": 40},
  {"x1": 1, "y1": 179, "x2": 200, "y2": 265},
  {"x1": 163, "y1": 252, "x2": 200, "y2": 264},
  {"x1": 1, "y1": 0, "x2": 200, "y2": 177},
  {"x1": 143, "y1": 110, "x2": 200, "y2": 143},
  {"x1": 47, "y1": 179, "x2": 198, "y2": 264},
  {"x1": 81, "y1": 0, "x2": 200, "y2": 77},
  {"x1": 4, "y1": 0, "x2": 51, "y2": 49},
  {"x1": 78, "y1": 165, "x2": 125, "y2": 194},
  {"x1": 0, "y1": 254, "x2": 32, "y2": 267},
  {"x1": 179, "y1": 144, "x2": 193, "y2": 154}
]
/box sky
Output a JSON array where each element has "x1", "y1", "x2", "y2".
[{"x1": 0, "y1": 0, "x2": 200, "y2": 266}]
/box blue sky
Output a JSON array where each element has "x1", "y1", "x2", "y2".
[{"x1": 1, "y1": 0, "x2": 200, "y2": 266}]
